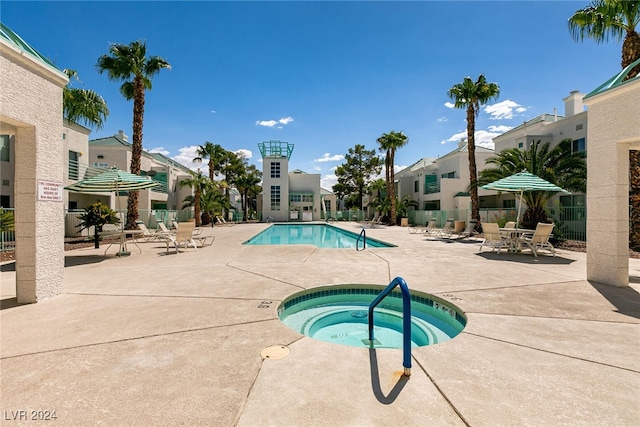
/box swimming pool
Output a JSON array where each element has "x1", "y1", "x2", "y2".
[
  {"x1": 243, "y1": 223, "x2": 394, "y2": 248},
  {"x1": 278, "y1": 285, "x2": 466, "y2": 348}
]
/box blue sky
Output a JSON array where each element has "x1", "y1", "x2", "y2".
[{"x1": 2, "y1": 1, "x2": 621, "y2": 188}]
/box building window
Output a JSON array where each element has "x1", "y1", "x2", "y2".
[
  {"x1": 518, "y1": 142, "x2": 524, "y2": 149},
  {"x1": 0, "y1": 135, "x2": 9, "y2": 162},
  {"x1": 270, "y1": 185, "x2": 281, "y2": 210},
  {"x1": 270, "y1": 162, "x2": 281, "y2": 178},
  {"x1": 576, "y1": 123, "x2": 583, "y2": 131},
  {"x1": 424, "y1": 175, "x2": 439, "y2": 194},
  {"x1": 441, "y1": 171, "x2": 455, "y2": 179},
  {"x1": 503, "y1": 199, "x2": 516, "y2": 209},
  {"x1": 324, "y1": 199, "x2": 331, "y2": 213},
  {"x1": 414, "y1": 180, "x2": 419, "y2": 192},
  {"x1": 572, "y1": 138, "x2": 586, "y2": 153},
  {"x1": 68, "y1": 151, "x2": 79, "y2": 180},
  {"x1": 0, "y1": 195, "x2": 10, "y2": 208},
  {"x1": 302, "y1": 194, "x2": 313, "y2": 202}
]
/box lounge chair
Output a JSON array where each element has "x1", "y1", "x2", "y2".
[
  {"x1": 479, "y1": 223, "x2": 507, "y2": 253},
  {"x1": 136, "y1": 222, "x2": 169, "y2": 242},
  {"x1": 435, "y1": 218, "x2": 455, "y2": 238},
  {"x1": 165, "y1": 221, "x2": 198, "y2": 253},
  {"x1": 365, "y1": 215, "x2": 382, "y2": 228},
  {"x1": 409, "y1": 219, "x2": 436, "y2": 234},
  {"x1": 450, "y1": 220, "x2": 478, "y2": 240},
  {"x1": 519, "y1": 223, "x2": 555, "y2": 257}
]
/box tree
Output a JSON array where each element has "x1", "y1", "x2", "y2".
[
  {"x1": 376, "y1": 131, "x2": 409, "y2": 222},
  {"x1": 63, "y1": 69, "x2": 109, "y2": 130},
  {"x1": 77, "y1": 201, "x2": 120, "y2": 249},
  {"x1": 477, "y1": 139, "x2": 587, "y2": 229},
  {"x1": 568, "y1": 0, "x2": 640, "y2": 250},
  {"x1": 219, "y1": 150, "x2": 246, "y2": 218},
  {"x1": 333, "y1": 144, "x2": 382, "y2": 210},
  {"x1": 178, "y1": 170, "x2": 210, "y2": 227},
  {"x1": 235, "y1": 164, "x2": 262, "y2": 221},
  {"x1": 96, "y1": 40, "x2": 171, "y2": 230},
  {"x1": 193, "y1": 141, "x2": 227, "y2": 182},
  {"x1": 447, "y1": 74, "x2": 500, "y2": 227}
]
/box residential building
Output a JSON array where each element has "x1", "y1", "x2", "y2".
[
  {"x1": 88, "y1": 131, "x2": 193, "y2": 213},
  {"x1": 258, "y1": 140, "x2": 335, "y2": 221}
]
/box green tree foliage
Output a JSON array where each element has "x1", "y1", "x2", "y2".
[
  {"x1": 333, "y1": 144, "x2": 382, "y2": 210},
  {"x1": 179, "y1": 170, "x2": 210, "y2": 227},
  {"x1": 235, "y1": 164, "x2": 262, "y2": 221},
  {"x1": 193, "y1": 141, "x2": 227, "y2": 182},
  {"x1": 77, "y1": 201, "x2": 120, "y2": 248},
  {"x1": 376, "y1": 131, "x2": 409, "y2": 222},
  {"x1": 63, "y1": 69, "x2": 109, "y2": 130},
  {"x1": 477, "y1": 139, "x2": 587, "y2": 229},
  {"x1": 447, "y1": 74, "x2": 500, "y2": 227},
  {"x1": 96, "y1": 40, "x2": 171, "y2": 230},
  {"x1": 0, "y1": 208, "x2": 15, "y2": 233}
]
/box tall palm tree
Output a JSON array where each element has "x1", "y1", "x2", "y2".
[
  {"x1": 568, "y1": 0, "x2": 640, "y2": 250},
  {"x1": 447, "y1": 74, "x2": 500, "y2": 226},
  {"x1": 477, "y1": 139, "x2": 587, "y2": 229},
  {"x1": 235, "y1": 164, "x2": 262, "y2": 221},
  {"x1": 96, "y1": 40, "x2": 171, "y2": 230},
  {"x1": 193, "y1": 141, "x2": 227, "y2": 182},
  {"x1": 63, "y1": 69, "x2": 109, "y2": 130},
  {"x1": 376, "y1": 131, "x2": 409, "y2": 222},
  {"x1": 178, "y1": 170, "x2": 210, "y2": 227},
  {"x1": 219, "y1": 151, "x2": 246, "y2": 218}
]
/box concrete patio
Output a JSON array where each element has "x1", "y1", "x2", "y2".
[{"x1": 1, "y1": 222, "x2": 639, "y2": 426}]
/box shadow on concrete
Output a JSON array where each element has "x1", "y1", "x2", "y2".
[
  {"x1": 475, "y1": 252, "x2": 576, "y2": 265},
  {"x1": 64, "y1": 255, "x2": 111, "y2": 267},
  {"x1": 368, "y1": 348, "x2": 409, "y2": 404},
  {"x1": 589, "y1": 281, "x2": 640, "y2": 320},
  {"x1": 0, "y1": 297, "x2": 27, "y2": 310}
]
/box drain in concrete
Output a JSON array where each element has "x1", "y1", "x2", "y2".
[{"x1": 261, "y1": 345, "x2": 290, "y2": 360}]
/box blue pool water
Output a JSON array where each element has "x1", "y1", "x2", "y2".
[
  {"x1": 278, "y1": 285, "x2": 466, "y2": 348},
  {"x1": 243, "y1": 223, "x2": 394, "y2": 248}
]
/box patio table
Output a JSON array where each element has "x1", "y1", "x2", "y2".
[
  {"x1": 103, "y1": 229, "x2": 145, "y2": 256},
  {"x1": 499, "y1": 227, "x2": 535, "y2": 253}
]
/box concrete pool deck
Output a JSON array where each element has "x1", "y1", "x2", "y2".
[{"x1": 1, "y1": 222, "x2": 639, "y2": 426}]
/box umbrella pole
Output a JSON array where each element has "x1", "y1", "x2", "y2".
[
  {"x1": 116, "y1": 180, "x2": 130, "y2": 257},
  {"x1": 516, "y1": 189, "x2": 523, "y2": 229}
]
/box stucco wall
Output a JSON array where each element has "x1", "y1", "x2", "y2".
[{"x1": 0, "y1": 42, "x2": 67, "y2": 302}]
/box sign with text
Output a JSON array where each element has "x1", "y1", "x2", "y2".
[{"x1": 37, "y1": 180, "x2": 63, "y2": 202}]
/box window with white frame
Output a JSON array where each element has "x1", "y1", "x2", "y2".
[
  {"x1": 270, "y1": 162, "x2": 281, "y2": 178},
  {"x1": 270, "y1": 185, "x2": 281, "y2": 210}
]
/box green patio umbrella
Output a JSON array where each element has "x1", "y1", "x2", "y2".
[
  {"x1": 481, "y1": 171, "x2": 568, "y2": 228},
  {"x1": 65, "y1": 168, "x2": 161, "y2": 254}
]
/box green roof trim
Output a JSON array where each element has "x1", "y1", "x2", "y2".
[
  {"x1": 0, "y1": 22, "x2": 59, "y2": 70},
  {"x1": 454, "y1": 191, "x2": 470, "y2": 197},
  {"x1": 258, "y1": 140, "x2": 294, "y2": 159},
  {"x1": 585, "y1": 58, "x2": 640, "y2": 100}
]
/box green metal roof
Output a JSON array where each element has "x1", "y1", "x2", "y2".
[
  {"x1": 585, "y1": 58, "x2": 640, "y2": 100},
  {"x1": 0, "y1": 22, "x2": 59, "y2": 71},
  {"x1": 258, "y1": 140, "x2": 294, "y2": 159}
]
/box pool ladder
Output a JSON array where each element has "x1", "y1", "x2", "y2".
[
  {"x1": 356, "y1": 227, "x2": 366, "y2": 251},
  {"x1": 368, "y1": 277, "x2": 412, "y2": 376}
]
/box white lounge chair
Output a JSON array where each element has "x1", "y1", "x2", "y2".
[
  {"x1": 435, "y1": 218, "x2": 455, "y2": 238},
  {"x1": 519, "y1": 223, "x2": 555, "y2": 257},
  {"x1": 165, "y1": 221, "x2": 198, "y2": 253},
  {"x1": 450, "y1": 220, "x2": 478, "y2": 240},
  {"x1": 136, "y1": 222, "x2": 168, "y2": 242},
  {"x1": 479, "y1": 223, "x2": 507, "y2": 253}
]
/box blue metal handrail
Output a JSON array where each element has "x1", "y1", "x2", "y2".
[
  {"x1": 368, "y1": 277, "x2": 412, "y2": 376},
  {"x1": 356, "y1": 227, "x2": 366, "y2": 251}
]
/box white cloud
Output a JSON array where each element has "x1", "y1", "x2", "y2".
[
  {"x1": 314, "y1": 152, "x2": 345, "y2": 162},
  {"x1": 484, "y1": 100, "x2": 527, "y2": 120},
  {"x1": 444, "y1": 102, "x2": 455, "y2": 109},
  {"x1": 440, "y1": 125, "x2": 513, "y2": 150},
  {"x1": 437, "y1": 116, "x2": 447, "y2": 122},
  {"x1": 172, "y1": 145, "x2": 203, "y2": 172},
  {"x1": 313, "y1": 166, "x2": 322, "y2": 171},
  {"x1": 394, "y1": 165, "x2": 407, "y2": 174},
  {"x1": 256, "y1": 116, "x2": 294, "y2": 128},
  {"x1": 148, "y1": 146, "x2": 170, "y2": 156},
  {"x1": 234, "y1": 149, "x2": 252, "y2": 160},
  {"x1": 487, "y1": 125, "x2": 513, "y2": 133},
  {"x1": 321, "y1": 174, "x2": 338, "y2": 189}
]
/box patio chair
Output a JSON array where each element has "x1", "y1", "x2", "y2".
[
  {"x1": 519, "y1": 223, "x2": 555, "y2": 257},
  {"x1": 435, "y1": 218, "x2": 455, "y2": 238},
  {"x1": 165, "y1": 221, "x2": 198, "y2": 253},
  {"x1": 136, "y1": 222, "x2": 169, "y2": 242},
  {"x1": 479, "y1": 223, "x2": 507, "y2": 253},
  {"x1": 450, "y1": 220, "x2": 478, "y2": 240}
]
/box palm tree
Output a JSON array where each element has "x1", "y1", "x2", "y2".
[
  {"x1": 63, "y1": 69, "x2": 109, "y2": 129},
  {"x1": 219, "y1": 151, "x2": 246, "y2": 218},
  {"x1": 447, "y1": 74, "x2": 500, "y2": 227},
  {"x1": 193, "y1": 141, "x2": 227, "y2": 182},
  {"x1": 568, "y1": 0, "x2": 640, "y2": 250},
  {"x1": 376, "y1": 131, "x2": 409, "y2": 222},
  {"x1": 96, "y1": 40, "x2": 171, "y2": 230},
  {"x1": 235, "y1": 164, "x2": 262, "y2": 221},
  {"x1": 178, "y1": 170, "x2": 210, "y2": 227},
  {"x1": 477, "y1": 139, "x2": 587, "y2": 229}
]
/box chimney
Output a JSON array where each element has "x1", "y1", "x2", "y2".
[
  {"x1": 115, "y1": 130, "x2": 129, "y2": 142},
  {"x1": 562, "y1": 90, "x2": 585, "y2": 118}
]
